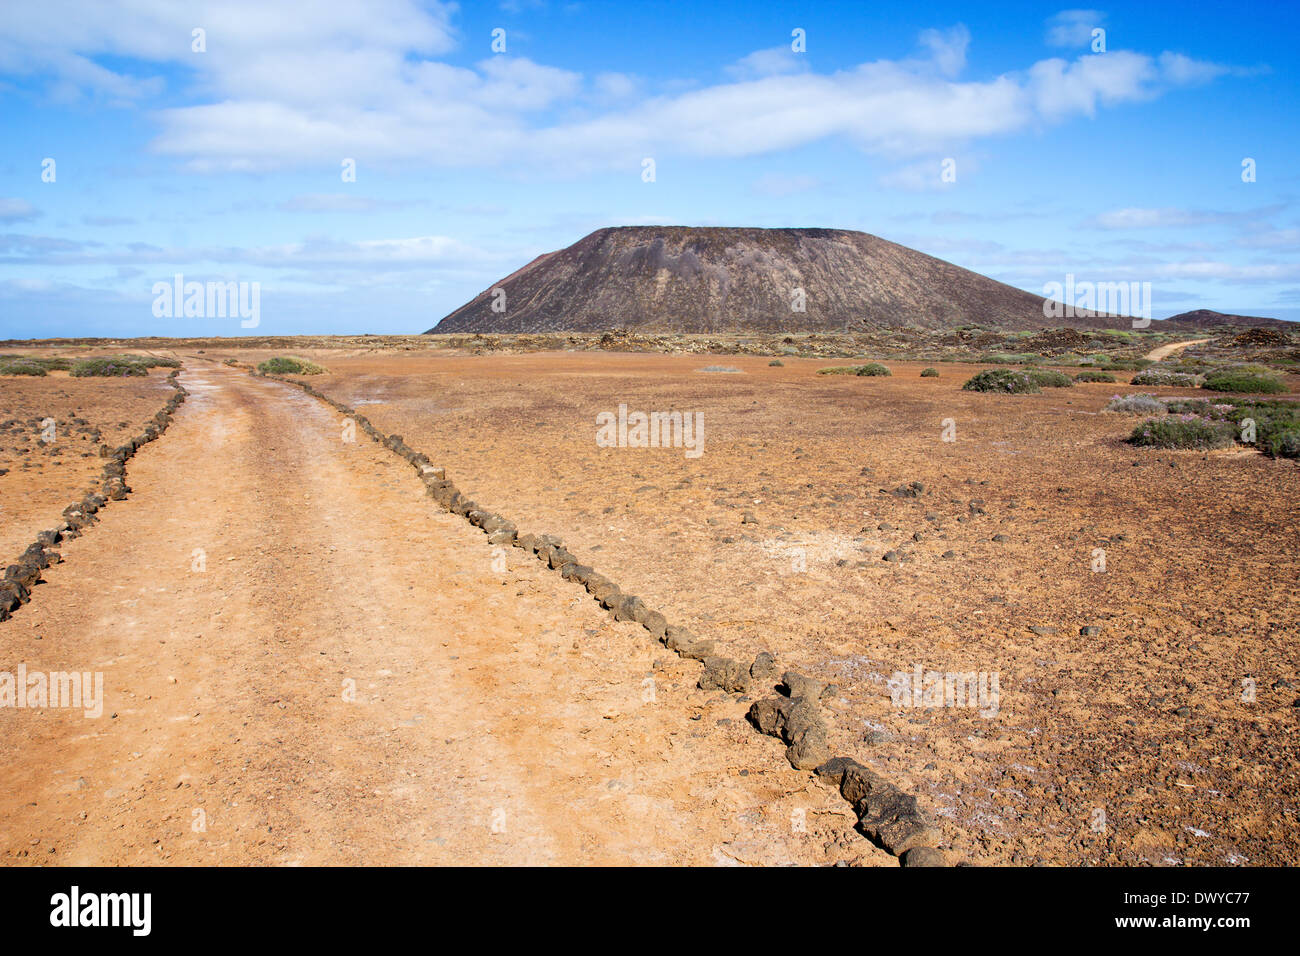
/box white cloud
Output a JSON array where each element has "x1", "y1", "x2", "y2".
[
  {"x1": 1027, "y1": 51, "x2": 1160, "y2": 118},
  {"x1": 0, "y1": 6, "x2": 1250, "y2": 177},
  {"x1": 1086, "y1": 204, "x2": 1287, "y2": 229},
  {"x1": 725, "y1": 46, "x2": 808, "y2": 81},
  {"x1": 0, "y1": 199, "x2": 40, "y2": 223},
  {"x1": 277, "y1": 194, "x2": 419, "y2": 214},
  {"x1": 1045, "y1": 10, "x2": 1106, "y2": 48},
  {"x1": 0, "y1": 0, "x2": 457, "y2": 106},
  {"x1": 879, "y1": 159, "x2": 962, "y2": 192},
  {"x1": 592, "y1": 71, "x2": 640, "y2": 101},
  {"x1": 1156, "y1": 51, "x2": 1233, "y2": 85},
  {"x1": 918, "y1": 25, "x2": 970, "y2": 78}
]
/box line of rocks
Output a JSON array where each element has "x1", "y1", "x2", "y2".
[
  {"x1": 1, "y1": 369, "x2": 189, "y2": 623},
  {"x1": 256, "y1": 368, "x2": 955, "y2": 866}
]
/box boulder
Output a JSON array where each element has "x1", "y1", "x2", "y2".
[
  {"x1": 665, "y1": 626, "x2": 714, "y2": 660},
  {"x1": 613, "y1": 594, "x2": 645, "y2": 622},
  {"x1": 814, "y1": 756, "x2": 867, "y2": 787},
  {"x1": 781, "y1": 670, "x2": 824, "y2": 700},
  {"x1": 698, "y1": 656, "x2": 752, "y2": 694},
  {"x1": 900, "y1": 847, "x2": 947, "y2": 867},
  {"x1": 750, "y1": 651, "x2": 779, "y2": 681},
  {"x1": 640, "y1": 610, "x2": 668, "y2": 641}
]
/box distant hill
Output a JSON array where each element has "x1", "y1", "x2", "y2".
[
  {"x1": 1153, "y1": 309, "x2": 1292, "y2": 330},
  {"x1": 427, "y1": 226, "x2": 1124, "y2": 334}
]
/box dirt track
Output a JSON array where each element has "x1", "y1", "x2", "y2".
[
  {"x1": 1142, "y1": 338, "x2": 1211, "y2": 361},
  {"x1": 0, "y1": 365, "x2": 874, "y2": 866}
]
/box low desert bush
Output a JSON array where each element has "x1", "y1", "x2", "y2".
[
  {"x1": 1201, "y1": 367, "x2": 1287, "y2": 394},
  {"x1": 977, "y1": 352, "x2": 1042, "y2": 365},
  {"x1": 1075, "y1": 370, "x2": 1117, "y2": 383},
  {"x1": 0, "y1": 355, "x2": 73, "y2": 373},
  {"x1": 1130, "y1": 368, "x2": 1203, "y2": 387},
  {"x1": 119, "y1": 354, "x2": 182, "y2": 369},
  {"x1": 1104, "y1": 394, "x2": 1165, "y2": 415},
  {"x1": 257, "y1": 356, "x2": 326, "y2": 375},
  {"x1": 920, "y1": 367, "x2": 939, "y2": 377},
  {"x1": 818, "y1": 363, "x2": 891, "y2": 376},
  {"x1": 853, "y1": 363, "x2": 891, "y2": 377},
  {"x1": 768, "y1": 359, "x2": 784, "y2": 367},
  {"x1": 1127, "y1": 415, "x2": 1236, "y2": 450},
  {"x1": 1025, "y1": 369, "x2": 1074, "y2": 388},
  {"x1": 962, "y1": 368, "x2": 1041, "y2": 394},
  {"x1": 70, "y1": 357, "x2": 148, "y2": 377},
  {"x1": 1214, "y1": 398, "x2": 1300, "y2": 459},
  {"x1": 1260, "y1": 426, "x2": 1300, "y2": 459}
]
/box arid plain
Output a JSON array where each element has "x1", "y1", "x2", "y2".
[
  {"x1": 210, "y1": 346, "x2": 1300, "y2": 865},
  {"x1": 2, "y1": 343, "x2": 1297, "y2": 866}
]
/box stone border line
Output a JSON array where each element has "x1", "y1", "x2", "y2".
[
  {"x1": 0, "y1": 369, "x2": 189, "y2": 623},
  {"x1": 255, "y1": 366, "x2": 957, "y2": 867}
]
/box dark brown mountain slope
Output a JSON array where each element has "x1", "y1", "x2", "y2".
[
  {"x1": 427, "y1": 226, "x2": 1122, "y2": 334},
  {"x1": 1153, "y1": 309, "x2": 1292, "y2": 329}
]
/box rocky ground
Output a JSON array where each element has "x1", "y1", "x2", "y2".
[
  {"x1": 3, "y1": 342, "x2": 1297, "y2": 866},
  {"x1": 0, "y1": 372, "x2": 176, "y2": 560},
  {"x1": 0, "y1": 363, "x2": 881, "y2": 866},
  {"x1": 211, "y1": 346, "x2": 1300, "y2": 866}
]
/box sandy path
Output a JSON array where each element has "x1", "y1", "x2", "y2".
[
  {"x1": 0, "y1": 365, "x2": 867, "y2": 866},
  {"x1": 1142, "y1": 337, "x2": 1210, "y2": 361}
]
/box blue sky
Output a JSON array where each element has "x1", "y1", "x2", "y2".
[{"x1": 1, "y1": 0, "x2": 1297, "y2": 338}]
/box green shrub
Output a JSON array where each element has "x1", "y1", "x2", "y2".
[
  {"x1": 70, "y1": 358, "x2": 148, "y2": 377},
  {"x1": 768, "y1": 359, "x2": 784, "y2": 367},
  {"x1": 1128, "y1": 415, "x2": 1236, "y2": 450},
  {"x1": 119, "y1": 354, "x2": 182, "y2": 369},
  {"x1": 0, "y1": 355, "x2": 73, "y2": 373},
  {"x1": 1025, "y1": 369, "x2": 1074, "y2": 388},
  {"x1": 1105, "y1": 394, "x2": 1165, "y2": 415},
  {"x1": 818, "y1": 363, "x2": 891, "y2": 376},
  {"x1": 257, "y1": 356, "x2": 326, "y2": 375},
  {"x1": 1214, "y1": 398, "x2": 1300, "y2": 458},
  {"x1": 962, "y1": 369, "x2": 1041, "y2": 394},
  {"x1": 1201, "y1": 368, "x2": 1287, "y2": 394},
  {"x1": 853, "y1": 363, "x2": 891, "y2": 377},
  {"x1": 977, "y1": 352, "x2": 1042, "y2": 365},
  {"x1": 1121, "y1": 394, "x2": 1300, "y2": 459},
  {"x1": 0, "y1": 359, "x2": 49, "y2": 376},
  {"x1": 1130, "y1": 368, "x2": 1203, "y2": 387},
  {"x1": 1260, "y1": 426, "x2": 1300, "y2": 459},
  {"x1": 920, "y1": 367, "x2": 939, "y2": 377},
  {"x1": 1075, "y1": 370, "x2": 1117, "y2": 383}
]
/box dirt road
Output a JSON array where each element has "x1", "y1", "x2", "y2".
[
  {"x1": 0, "y1": 365, "x2": 868, "y2": 866},
  {"x1": 1142, "y1": 337, "x2": 1211, "y2": 361}
]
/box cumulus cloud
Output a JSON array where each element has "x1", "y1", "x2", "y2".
[{"x1": 0, "y1": 3, "x2": 1250, "y2": 178}]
